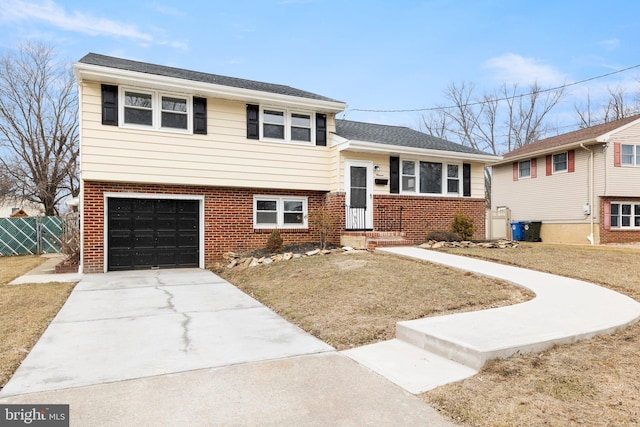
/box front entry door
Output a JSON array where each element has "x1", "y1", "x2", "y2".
[{"x1": 345, "y1": 161, "x2": 373, "y2": 230}]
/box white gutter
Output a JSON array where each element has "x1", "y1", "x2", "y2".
[
  {"x1": 580, "y1": 143, "x2": 595, "y2": 245},
  {"x1": 73, "y1": 62, "x2": 348, "y2": 113},
  {"x1": 337, "y1": 139, "x2": 501, "y2": 163}
]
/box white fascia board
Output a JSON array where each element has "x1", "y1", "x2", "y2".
[
  {"x1": 491, "y1": 139, "x2": 604, "y2": 166},
  {"x1": 74, "y1": 63, "x2": 347, "y2": 113},
  {"x1": 596, "y1": 117, "x2": 640, "y2": 142},
  {"x1": 338, "y1": 139, "x2": 501, "y2": 164}
]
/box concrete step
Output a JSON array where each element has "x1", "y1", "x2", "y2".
[{"x1": 342, "y1": 339, "x2": 478, "y2": 394}]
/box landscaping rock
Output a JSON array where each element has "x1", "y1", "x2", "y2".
[
  {"x1": 306, "y1": 249, "x2": 321, "y2": 256},
  {"x1": 283, "y1": 252, "x2": 293, "y2": 261}
]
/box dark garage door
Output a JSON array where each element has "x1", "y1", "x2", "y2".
[{"x1": 108, "y1": 198, "x2": 199, "y2": 271}]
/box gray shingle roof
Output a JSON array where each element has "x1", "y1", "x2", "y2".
[
  {"x1": 335, "y1": 119, "x2": 490, "y2": 155},
  {"x1": 78, "y1": 53, "x2": 344, "y2": 104}
]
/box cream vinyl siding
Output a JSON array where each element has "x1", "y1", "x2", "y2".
[
  {"x1": 604, "y1": 123, "x2": 640, "y2": 197},
  {"x1": 338, "y1": 152, "x2": 485, "y2": 198},
  {"x1": 80, "y1": 82, "x2": 335, "y2": 191},
  {"x1": 492, "y1": 150, "x2": 592, "y2": 223}
]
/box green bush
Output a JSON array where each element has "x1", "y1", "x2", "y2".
[
  {"x1": 266, "y1": 229, "x2": 284, "y2": 253},
  {"x1": 449, "y1": 212, "x2": 476, "y2": 241}
]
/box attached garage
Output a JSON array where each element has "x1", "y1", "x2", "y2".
[{"x1": 107, "y1": 197, "x2": 200, "y2": 271}]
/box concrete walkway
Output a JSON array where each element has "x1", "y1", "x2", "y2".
[
  {"x1": 344, "y1": 246, "x2": 640, "y2": 393},
  {"x1": 1, "y1": 267, "x2": 453, "y2": 426}
]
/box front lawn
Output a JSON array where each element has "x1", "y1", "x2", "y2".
[
  {"x1": 220, "y1": 244, "x2": 640, "y2": 426},
  {"x1": 0, "y1": 256, "x2": 75, "y2": 390}
]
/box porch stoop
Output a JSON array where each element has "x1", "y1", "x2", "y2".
[{"x1": 340, "y1": 231, "x2": 412, "y2": 251}]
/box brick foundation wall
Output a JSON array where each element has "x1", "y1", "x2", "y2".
[
  {"x1": 83, "y1": 182, "x2": 487, "y2": 273},
  {"x1": 372, "y1": 195, "x2": 486, "y2": 242},
  {"x1": 599, "y1": 196, "x2": 640, "y2": 244},
  {"x1": 82, "y1": 181, "x2": 333, "y2": 273}
]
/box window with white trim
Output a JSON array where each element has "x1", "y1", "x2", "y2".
[
  {"x1": 254, "y1": 196, "x2": 308, "y2": 228},
  {"x1": 120, "y1": 87, "x2": 192, "y2": 132},
  {"x1": 402, "y1": 161, "x2": 416, "y2": 192},
  {"x1": 447, "y1": 164, "x2": 460, "y2": 194},
  {"x1": 610, "y1": 202, "x2": 640, "y2": 229},
  {"x1": 518, "y1": 160, "x2": 531, "y2": 178},
  {"x1": 552, "y1": 152, "x2": 568, "y2": 173},
  {"x1": 260, "y1": 107, "x2": 314, "y2": 144},
  {"x1": 621, "y1": 144, "x2": 640, "y2": 166},
  {"x1": 400, "y1": 159, "x2": 461, "y2": 195}
]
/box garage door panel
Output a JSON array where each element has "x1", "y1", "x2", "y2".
[{"x1": 108, "y1": 198, "x2": 200, "y2": 271}]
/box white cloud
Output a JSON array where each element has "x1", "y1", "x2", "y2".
[
  {"x1": 0, "y1": 0, "x2": 190, "y2": 51},
  {"x1": 483, "y1": 53, "x2": 566, "y2": 87},
  {"x1": 598, "y1": 38, "x2": 619, "y2": 51}
]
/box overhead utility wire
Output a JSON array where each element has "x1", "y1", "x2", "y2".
[{"x1": 345, "y1": 63, "x2": 640, "y2": 114}]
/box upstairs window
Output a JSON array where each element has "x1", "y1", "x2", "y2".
[
  {"x1": 291, "y1": 113, "x2": 312, "y2": 142},
  {"x1": 621, "y1": 144, "x2": 640, "y2": 166},
  {"x1": 552, "y1": 152, "x2": 568, "y2": 173},
  {"x1": 518, "y1": 160, "x2": 531, "y2": 179},
  {"x1": 161, "y1": 96, "x2": 188, "y2": 129},
  {"x1": 263, "y1": 110, "x2": 285, "y2": 139},
  {"x1": 259, "y1": 107, "x2": 315, "y2": 144},
  {"x1": 120, "y1": 87, "x2": 192, "y2": 132},
  {"x1": 124, "y1": 91, "x2": 153, "y2": 126}
]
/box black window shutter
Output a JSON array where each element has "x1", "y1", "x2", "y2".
[
  {"x1": 246, "y1": 104, "x2": 259, "y2": 139},
  {"x1": 390, "y1": 156, "x2": 400, "y2": 194},
  {"x1": 101, "y1": 84, "x2": 118, "y2": 126},
  {"x1": 463, "y1": 163, "x2": 471, "y2": 197},
  {"x1": 316, "y1": 113, "x2": 327, "y2": 146},
  {"x1": 193, "y1": 97, "x2": 207, "y2": 134}
]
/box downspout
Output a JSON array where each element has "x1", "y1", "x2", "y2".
[{"x1": 580, "y1": 143, "x2": 595, "y2": 245}]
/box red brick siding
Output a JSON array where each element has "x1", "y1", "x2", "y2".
[
  {"x1": 373, "y1": 195, "x2": 486, "y2": 242},
  {"x1": 82, "y1": 181, "x2": 332, "y2": 273},
  {"x1": 599, "y1": 196, "x2": 640, "y2": 244},
  {"x1": 83, "y1": 182, "x2": 486, "y2": 273}
]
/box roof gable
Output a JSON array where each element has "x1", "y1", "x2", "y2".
[
  {"x1": 335, "y1": 119, "x2": 490, "y2": 156},
  {"x1": 78, "y1": 53, "x2": 344, "y2": 104},
  {"x1": 503, "y1": 114, "x2": 640, "y2": 160}
]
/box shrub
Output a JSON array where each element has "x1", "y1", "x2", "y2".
[
  {"x1": 426, "y1": 230, "x2": 461, "y2": 242},
  {"x1": 309, "y1": 202, "x2": 337, "y2": 249},
  {"x1": 266, "y1": 229, "x2": 284, "y2": 253},
  {"x1": 449, "y1": 212, "x2": 476, "y2": 241}
]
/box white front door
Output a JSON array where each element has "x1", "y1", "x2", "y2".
[{"x1": 345, "y1": 160, "x2": 373, "y2": 230}]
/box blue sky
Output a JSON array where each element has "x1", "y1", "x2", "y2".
[{"x1": 0, "y1": 0, "x2": 639, "y2": 135}]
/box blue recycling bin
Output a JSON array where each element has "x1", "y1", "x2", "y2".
[{"x1": 510, "y1": 222, "x2": 525, "y2": 241}]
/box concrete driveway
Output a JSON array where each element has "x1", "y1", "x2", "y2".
[{"x1": 0, "y1": 268, "x2": 453, "y2": 426}]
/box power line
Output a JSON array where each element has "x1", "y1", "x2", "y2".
[{"x1": 343, "y1": 63, "x2": 640, "y2": 115}]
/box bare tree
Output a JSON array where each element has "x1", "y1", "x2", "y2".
[
  {"x1": 0, "y1": 43, "x2": 78, "y2": 216},
  {"x1": 0, "y1": 166, "x2": 16, "y2": 199},
  {"x1": 575, "y1": 85, "x2": 640, "y2": 128},
  {"x1": 421, "y1": 81, "x2": 565, "y2": 207},
  {"x1": 422, "y1": 81, "x2": 565, "y2": 155}
]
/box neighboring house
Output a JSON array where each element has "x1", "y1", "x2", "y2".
[
  {"x1": 0, "y1": 197, "x2": 45, "y2": 218},
  {"x1": 74, "y1": 53, "x2": 498, "y2": 273},
  {"x1": 491, "y1": 114, "x2": 640, "y2": 245}
]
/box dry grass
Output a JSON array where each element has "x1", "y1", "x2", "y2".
[
  {"x1": 421, "y1": 243, "x2": 640, "y2": 426},
  {"x1": 221, "y1": 244, "x2": 640, "y2": 426},
  {"x1": 0, "y1": 256, "x2": 75, "y2": 390},
  {"x1": 221, "y1": 251, "x2": 532, "y2": 350}
]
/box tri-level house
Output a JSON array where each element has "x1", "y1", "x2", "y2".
[
  {"x1": 74, "y1": 53, "x2": 498, "y2": 273},
  {"x1": 491, "y1": 114, "x2": 640, "y2": 245}
]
